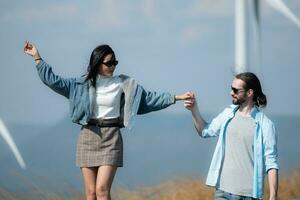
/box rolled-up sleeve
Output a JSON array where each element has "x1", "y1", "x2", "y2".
[{"x1": 263, "y1": 121, "x2": 279, "y2": 172}]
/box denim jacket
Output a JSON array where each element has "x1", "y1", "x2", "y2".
[
  {"x1": 35, "y1": 60, "x2": 175, "y2": 128},
  {"x1": 201, "y1": 105, "x2": 279, "y2": 199}
]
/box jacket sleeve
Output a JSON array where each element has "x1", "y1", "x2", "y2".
[
  {"x1": 201, "y1": 108, "x2": 230, "y2": 138},
  {"x1": 137, "y1": 86, "x2": 176, "y2": 114},
  {"x1": 263, "y1": 120, "x2": 279, "y2": 172},
  {"x1": 35, "y1": 60, "x2": 74, "y2": 99}
]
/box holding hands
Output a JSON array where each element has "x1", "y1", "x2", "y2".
[
  {"x1": 175, "y1": 91, "x2": 198, "y2": 112},
  {"x1": 175, "y1": 92, "x2": 193, "y2": 101},
  {"x1": 183, "y1": 92, "x2": 197, "y2": 112}
]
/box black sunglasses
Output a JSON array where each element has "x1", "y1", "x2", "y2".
[
  {"x1": 231, "y1": 86, "x2": 246, "y2": 94},
  {"x1": 102, "y1": 60, "x2": 118, "y2": 68}
]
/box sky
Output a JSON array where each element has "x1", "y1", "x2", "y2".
[{"x1": 1, "y1": 0, "x2": 300, "y2": 125}]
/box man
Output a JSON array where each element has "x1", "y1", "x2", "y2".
[{"x1": 185, "y1": 72, "x2": 279, "y2": 200}]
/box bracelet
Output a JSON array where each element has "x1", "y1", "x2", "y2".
[{"x1": 34, "y1": 57, "x2": 42, "y2": 61}]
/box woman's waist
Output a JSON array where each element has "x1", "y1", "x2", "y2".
[{"x1": 87, "y1": 117, "x2": 124, "y2": 128}]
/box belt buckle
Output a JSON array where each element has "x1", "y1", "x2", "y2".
[{"x1": 95, "y1": 122, "x2": 102, "y2": 128}]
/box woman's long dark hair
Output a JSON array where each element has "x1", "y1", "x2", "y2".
[
  {"x1": 85, "y1": 44, "x2": 116, "y2": 87},
  {"x1": 236, "y1": 72, "x2": 267, "y2": 107}
]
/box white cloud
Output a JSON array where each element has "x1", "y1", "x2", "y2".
[
  {"x1": 184, "y1": 0, "x2": 233, "y2": 17},
  {"x1": 179, "y1": 24, "x2": 211, "y2": 44},
  {"x1": 86, "y1": 0, "x2": 125, "y2": 29},
  {"x1": 0, "y1": 0, "x2": 127, "y2": 30},
  {"x1": 0, "y1": 3, "x2": 78, "y2": 23}
]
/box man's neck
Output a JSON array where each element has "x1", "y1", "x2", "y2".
[{"x1": 238, "y1": 102, "x2": 255, "y2": 117}]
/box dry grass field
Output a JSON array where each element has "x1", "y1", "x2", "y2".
[{"x1": 0, "y1": 170, "x2": 299, "y2": 200}]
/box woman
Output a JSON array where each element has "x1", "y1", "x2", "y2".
[{"x1": 24, "y1": 41, "x2": 191, "y2": 200}]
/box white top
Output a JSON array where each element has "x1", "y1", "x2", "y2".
[{"x1": 91, "y1": 75, "x2": 123, "y2": 119}]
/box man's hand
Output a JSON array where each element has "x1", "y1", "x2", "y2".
[{"x1": 183, "y1": 92, "x2": 197, "y2": 112}]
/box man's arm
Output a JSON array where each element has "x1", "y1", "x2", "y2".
[
  {"x1": 263, "y1": 120, "x2": 279, "y2": 200},
  {"x1": 189, "y1": 101, "x2": 206, "y2": 136},
  {"x1": 184, "y1": 94, "x2": 226, "y2": 138},
  {"x1": 184, "y1": 93, "x2": 232, "y2": 138},
  {"x1": 267, "y1": 169, "x2": 278, "y2": 200}
]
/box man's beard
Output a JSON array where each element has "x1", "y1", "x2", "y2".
[{"x1": 232, "y1": 96, "x2": 246, "y2": 105}]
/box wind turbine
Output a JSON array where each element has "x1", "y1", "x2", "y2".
[
  {"x1": 234, "y1": 0, "x2": 300, "y2": 74},
  {"x1": 0, "y1": 117, "x2": 26, "y2": 169}
]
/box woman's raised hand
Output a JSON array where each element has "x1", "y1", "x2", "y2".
[
  {"x1": 23, "y1": 41, "x2": 41, "y2": 60},
  {"x1": 175, "y1": 91, "x2": 194, "y2": 101}
]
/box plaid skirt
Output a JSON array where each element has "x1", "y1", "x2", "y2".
[{"x1": 76, "y1": 125, "x2": 123, "y2": 167}]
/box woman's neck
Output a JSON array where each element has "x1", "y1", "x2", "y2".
[{"x1": 98, "y1": 73, "x2": 113, "y2": 78}]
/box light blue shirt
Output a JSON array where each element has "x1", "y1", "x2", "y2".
[{"x1": 201, "y1": 105, "x2": 279, "y2": 199}]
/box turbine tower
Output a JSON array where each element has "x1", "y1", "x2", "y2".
[{"x1": 234, "y1": 0, "x2": 300, "y2": 74}]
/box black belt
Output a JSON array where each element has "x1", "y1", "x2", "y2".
[{"x1": 88, "y1": 117, "x2": 124, "y2": 128}]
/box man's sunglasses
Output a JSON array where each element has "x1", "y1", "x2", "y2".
[
  {"x1": 102, "y1": 60, "x2": 118, "y2": 68},
  {"x1": 231, "y1": 86, "x2": 246, "y2": 94}
]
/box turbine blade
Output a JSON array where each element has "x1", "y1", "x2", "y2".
[
  {"x1": 253, "y1": 0, "x2": 260, "y2": 27},
  {"x1": 265, "y1": 0, "x2": 300, "y2": 28},
  {"x1": 0, "y1": 118, "x2": 26, "y2": 169}
]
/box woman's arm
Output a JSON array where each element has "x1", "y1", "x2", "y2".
[
  {"x1": 175, "y1": 93, "x2": 192, "y2": 102},
  {"x1": 24, "y1": 41, "x2": 73, "y2": 98},
  {"x1": 137, "y1": 86, "x2": 192, "y2": 114}
]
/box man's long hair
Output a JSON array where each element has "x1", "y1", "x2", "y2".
[{"x1": 236, "y1": 72, "x2": 267, "y2": 107}]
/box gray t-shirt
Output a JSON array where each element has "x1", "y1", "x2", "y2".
[{"x1": 218, "y1": 111, "x2": 256, "y2": 197}]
